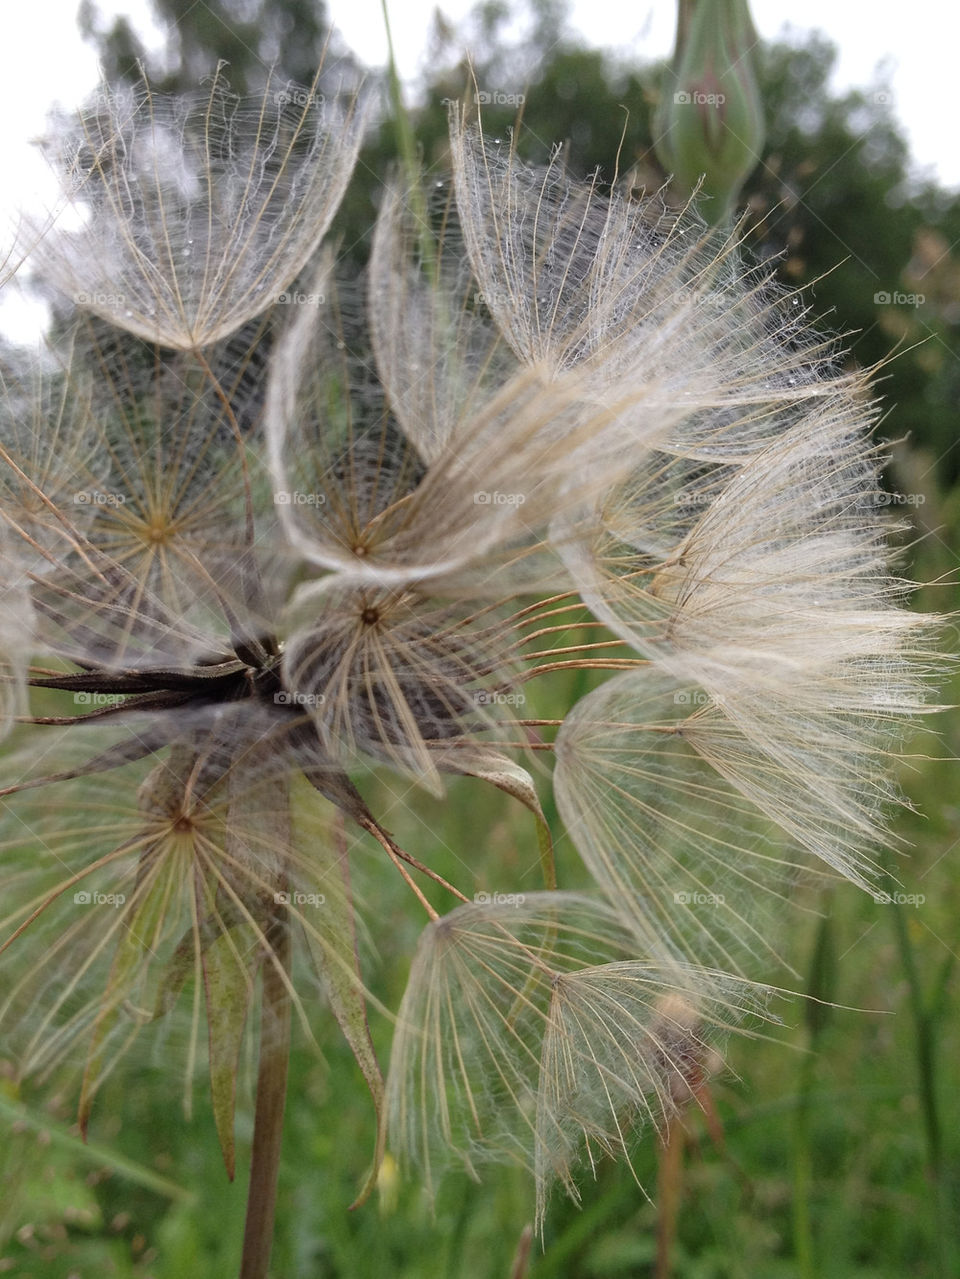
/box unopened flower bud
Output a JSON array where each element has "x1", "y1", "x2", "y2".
[{"x1": 655, "y1": 0, "x2": 766, "y2": 222}]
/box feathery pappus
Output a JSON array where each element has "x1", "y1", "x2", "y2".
[{"x1": 0, "y1": 69, "x2": 940, "y2": 1230}]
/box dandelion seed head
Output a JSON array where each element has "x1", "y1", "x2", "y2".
[{"x1": 0, "y1": 84, "x2": 944, "y2": 1229}]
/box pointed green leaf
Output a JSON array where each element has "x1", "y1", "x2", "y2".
[
  {"x1": 78, "y1": 854, "x2": 178, "y2": 1136},
  {"x1": 202, "y1": 918, "x2": 258, "y2": 1180}
]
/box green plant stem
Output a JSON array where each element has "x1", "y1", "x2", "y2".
[
  {"x1": 239, "y1": 910, "x2": 292, "y2": 1279},
  {"x1": 886, "y1": 879, "x2": 954, "y2": 1277},
  {"x1": 379, "y1": 0, "x2": 419, "y2": 190},
  {"x1": 792, "y1": 903, "x2": 836, "y2": 1279},
  {"x1": 791, "y1": 1046, "x2": 816, "y2": 1279}
]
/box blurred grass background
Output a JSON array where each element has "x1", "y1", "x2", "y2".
[{"x1": 2, "y1": 0, "x2": 959, "y2": 1274}]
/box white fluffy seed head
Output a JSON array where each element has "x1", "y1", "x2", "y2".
[{"x1": 32, "y1": 66, "x2": 370, "y2": 350}]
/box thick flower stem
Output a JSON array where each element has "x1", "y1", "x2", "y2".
[
  {"x1": 655, "y1": 1117, "x2": 685, "y2": 1279},
  {"x1": 239, "y1": 911, "x2": 292, "y2": 1279}
]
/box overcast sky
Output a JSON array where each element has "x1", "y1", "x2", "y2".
[{"x1": 1, "y1": 0, "x2": 956, "y2": 334}]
